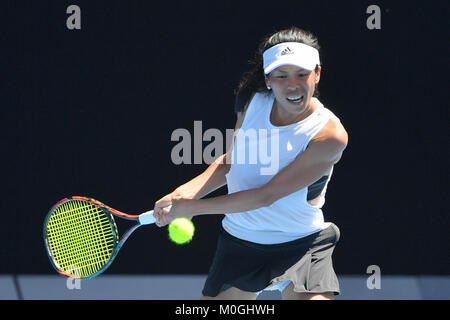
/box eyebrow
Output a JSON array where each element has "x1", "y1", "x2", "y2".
[{"x1": 274, "y1": 69, "x2": 308, "y2": 73}]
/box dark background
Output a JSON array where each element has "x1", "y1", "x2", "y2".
[{"x1": 2, "y1": 1, "x2": 448, "y2": 276}]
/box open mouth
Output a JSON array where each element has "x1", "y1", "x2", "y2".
[{"x1": 286, "y1": 95, "x2": 304, "y2": 103}]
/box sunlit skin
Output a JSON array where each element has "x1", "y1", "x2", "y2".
[{"x1": 265, "y1": 64, "x2": 321, "y2": 127}]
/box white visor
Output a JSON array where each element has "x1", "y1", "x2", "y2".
[{"x1": 263, "y1": 42, "x2": 320, "y2": 74}]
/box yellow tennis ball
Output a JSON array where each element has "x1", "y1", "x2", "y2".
[{"x1": 168, "y1": 218, "x2": 195, "y2": 245}]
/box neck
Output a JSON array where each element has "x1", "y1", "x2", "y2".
[{"x1": 270, "y1": 97, "x2": 318, "y2": 126}]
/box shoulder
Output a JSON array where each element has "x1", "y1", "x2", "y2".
[
  {"x1": 308, "y1": 114, "x2": 348, "y2": 163},
  {"x1": 234, "y1": 91, "x2": 260, "y2": 114},
  {"x1": 311, "y1": 100, "x2": 348, "y2": 146},
  {"x1": 308, "y1": 98, "x2": 347, "y2": 144},
  {"x1": 235, "y1": 92, "x2": 257, "y2": 129},
  {"x1": 317, "y1": 117, "x2": 348, "y2": 146}
]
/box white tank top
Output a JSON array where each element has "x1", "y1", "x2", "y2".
[{"x1": 222, "y1": 92, "x2": 340, "y2": 244}]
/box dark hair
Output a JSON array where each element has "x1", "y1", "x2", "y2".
[{"x1": 234, "y1": 27, "x2": 321, "y2": 113}]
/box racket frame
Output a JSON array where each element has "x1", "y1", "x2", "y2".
[{"x1": 43, "y1": 196, "x2": 155, "y2": 279}]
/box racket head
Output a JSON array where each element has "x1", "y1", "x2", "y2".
[{"x1": 43, "y1": 197, "x2": 120, "y2": 279}]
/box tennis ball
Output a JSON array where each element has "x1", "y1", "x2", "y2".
[{"x1": 168, "y1": 218, "x2": 195, "y2": 245}]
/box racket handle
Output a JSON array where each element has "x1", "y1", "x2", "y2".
[
  {"x1": 138, "y1": 205, "x2": 172, "y2": 225},
  {"x1": 138, "y1": 210, "x2": 156, "y2": 225}
]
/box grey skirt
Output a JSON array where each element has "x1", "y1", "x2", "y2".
[{"x1": 202, "y1": 223, "x2": 341, "y2": 297}]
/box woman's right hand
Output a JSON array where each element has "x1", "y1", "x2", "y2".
[{"x1": 153, "y1": 192, "x2": 178, "y2": 222}]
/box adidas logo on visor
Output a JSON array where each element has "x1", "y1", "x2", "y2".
[{"x1": 280, "y1": 47, "x2": 294, "y2": 55}]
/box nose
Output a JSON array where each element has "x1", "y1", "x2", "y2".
[{"x1": 286, "y1": 76, "x2": 300, "y2": 90}]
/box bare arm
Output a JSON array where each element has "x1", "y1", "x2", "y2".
[
  {"x1": 156, "y1": 118, "x2": 348, "y2": 225},
  {"x1": 153, "y1": 108, "x2": 247, "y2": 220},
  {"x1": 173, "y1": 153, "x2": 230, "y2": 200},
  {"x1": 172, "y1": 108, "x2": 246, "y2": 199}
]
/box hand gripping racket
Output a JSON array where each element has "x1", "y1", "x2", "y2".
[{"x1": 43, "y1": 196, "x2": 159, "y2": 279}]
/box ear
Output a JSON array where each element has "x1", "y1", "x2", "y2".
[
  {"x1": 264, "y1": 75, "x2": 271, "y2": 89},
  {"x1": 314, "y1": 66, "x2": 322, "y2": 84}
]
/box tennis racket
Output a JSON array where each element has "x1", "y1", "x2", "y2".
[{"x1": 43, "y1": 196, "x2": 161, "y2": 279}]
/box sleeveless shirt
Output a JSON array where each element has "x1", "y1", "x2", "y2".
[{"x1": 222, "y1": 91, "x2": 340, "y2": 244}]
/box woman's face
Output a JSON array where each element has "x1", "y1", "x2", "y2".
[{"x1": 265, "y1": 64, "x2": 321, "y2": 115}]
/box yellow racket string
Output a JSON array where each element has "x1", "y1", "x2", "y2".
[{"x1": 45, "y1": 200, "x2": 117, "y2": 278}]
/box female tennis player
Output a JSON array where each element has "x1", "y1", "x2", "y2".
[{"x1": 154, "y1": 27, "x2": 348, "y2": 300}]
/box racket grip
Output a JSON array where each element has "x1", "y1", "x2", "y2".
[
  {"x1": 138, "y1": 205, "x2": 172, "y2": 225},
  {"x1": 138, "y1": 210, "x2": 156, "y2": 225}
]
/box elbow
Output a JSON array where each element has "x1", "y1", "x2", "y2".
[{"x1": 216, "y1": 153, "x2": 231, "y2": 172}]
